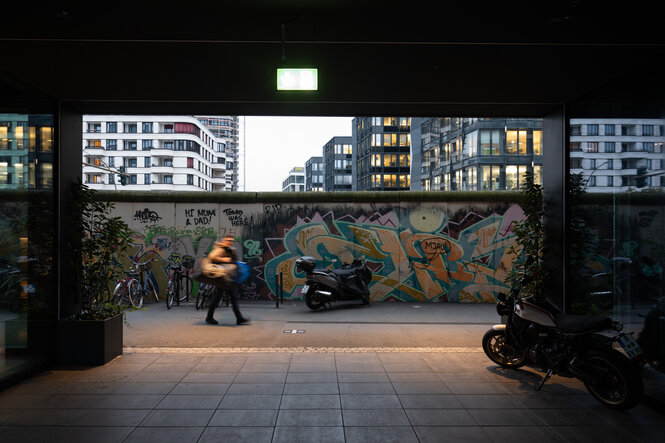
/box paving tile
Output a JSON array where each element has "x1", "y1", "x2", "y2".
[
  {"x1": 113, "y1": 382, "x2": 177, "y2": 395},
  {"x1": 0, "y1": 425, "x2": 67, "y2": 442},
  {"x1": 73, "y1": 408, "x2": 151, "y2": 426},
  {"x1": 245, "y1": 354, "x2": 291, "y2": 363},
  {"x1": 340, "y1": 394, "x2": 402, "y2": 409},
  {"x1": 180, "y1": 372, "x2": 236, "y2": 383},
  {"x1": 53, "y1": 426, "x2": 134, "y2": 443},
  {"x1": 141, "y1": 409, "x2": 214, "y2": 426},
  {"x1": 226, "y1": 383, "x2": 284, "y2": 395},
  {"x1": 338, "y1": 372, "x2": 389, "y2": 383},
  {"x1": 511, "y1": 393, "x2": 588, "y2": 409},
  {"x1": 531, "y1": 408, "x2": 615, "y2": 426},
  {"x1": 436, "y1": 372, "x2": 494, "y2": 382},
  {"x1": 241, "y1": 363, "x2": 289, "y2": 372},
  {"x1": 199, "y1": 426, "x2": 273, "y2": 443},
  {"x1": 1, "y1": 382, "x2": 61, "y2": 396},
  {"x1": 345, "y1": 426, "x2": 419, "y2": 443},
  {"x1": 398, "y1": 394, "x2": 463, "y2": 409},
  {"x1": 38, "y1": 394, "x2": 102, "y2": 409},
  {"x1": 456, "y1": 394, "x2": 527, "y2": 409},
  {"x1": 0, "y1": 394, "x2": 49, "y2": 408},
  {"x1": 469, "y1": 409, "x2": 546, "y2": 426},
  {"x1": 414, "y1": 426, "x2": 492, "y2": 443},
  {"x1": 153, "y1": 355, "x2": 204, "y2": 364},
  {"x1": 130, "y1": 372, "x2": 186, "y2": 383},
  {"x1": 387, "y1": 372, "x2": 441, "y2": 383},
  {"x1": 290, "y1": 355, "x2": 335, "y2": 364},
  {"x1": 339, "y1": 382, "x2": 394, "y2": 395},
  {"x1": 208, "y1": 409, "x2": 278, "y2": 426},
  {"x1": 384, "y1": 363, "x2": 434, "y2": 373},
  {"x1": 190, "y1": 363, "x2": 242, "y2": 373},
  {"x1": 288, "y1": 363, "x2": 337, "y2": 372},
  {"x1": 280, "y1": 394, "x2": 340, "y2": 409},
  {"x1": 342, "y1": 409, "x2": 411, "y2": 426},
  {"x1": 156, "y1": 394, "x2": 223, "y2": 409},
  {"x1": 481, "y1": 425, "x2": 568, "y2": 443},
  {"x1": 124, "y1": 426, "x2": 205, "y2": 443},
  {"x1": 405, "y1": 409, "x2": 477, "y2": 426},
  {"x1": 233, "y1": 372, "x2": 286, "y2": 383},
  {"x1": 446, "y1": 382, "x2": 512, "y2": 395},
  {"x1": 0, "y1": 408, "x2": 87, "y2": 426},
  {"x1": 94, "y1": 394, "x2": 165, "y2": 409},
  {"x1": 218, "y1": 394, "x2": 281, "y2": 410},
  {"x1": 336, "y1": 363, "x2": 385, "y2": 372},
  {"x1": 276, "y1": 409, "x2": 343, "y2": 426},
  {"x1": 283, "y1": 382, "x2": 339, "y2": 394},
  {"x1": 143, "y1": 363, "x2": 198, "y2": 372},
  {"x1": 272, "y1": 426, "x2": 344, "y2": 443},
  {"x1": 286, "y1": 372, "x2": 337, "y2": 383},
  {"x1": 391, "y1": 382, "x2": 451, "y2": 395},
  {"x1": 169, "y1": 382, "x2": 229, "y2": 395}
]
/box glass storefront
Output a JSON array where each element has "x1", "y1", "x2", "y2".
[
  {"x1": 567, "y1": 117, "x2": 665, "y2": 333},
  {"x1": 0, "y1": 113, "x2": 55, "y2": 385}
]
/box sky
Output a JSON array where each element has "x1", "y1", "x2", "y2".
[{"x1": 239, "y1": 116, "x2": 353, "y2": 191}]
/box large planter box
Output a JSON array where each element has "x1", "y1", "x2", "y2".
[{"x1": 56, "y1": 314, "x2": 123, "y2": 366}]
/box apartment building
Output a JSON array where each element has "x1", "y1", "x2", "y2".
[
  {"x1": 282, "y1": 166, "x2": 305, "y2": 192},
  {"x1": 305, "y1": 156, "x2": 324, "y2": 192},
  {"x1": 569, "y1": 119, "x2": 665, "y2": 192},
  {"x1": 323, "y1": 136, "x2": 353, "y2": 191},
  {"x1": 82, "y1": 115, "x2": 234, "y2": 191}
]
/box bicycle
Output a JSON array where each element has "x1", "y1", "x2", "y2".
[
  {"x1": 166, "y1": 263, "x2": 193, "y2": 309},
  {"x1": 195, "y1": 283, "x2": 227, "y2": 310},
  {"x1": 132, "y1": 256, "x2": 159, "y2": 305},
  {"x1": 113, "y1": 268, "x2": 142, "y2": 308}
]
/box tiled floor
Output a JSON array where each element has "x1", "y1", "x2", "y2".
[{"x1": 0, "y1": 350, "x2": 664, "y2": 442}]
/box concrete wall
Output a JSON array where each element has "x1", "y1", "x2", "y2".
[{"x1": 110, "y1": 194, "x2": 524, "y2": 303}]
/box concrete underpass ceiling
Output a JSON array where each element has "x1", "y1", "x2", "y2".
[{"x1": 2, "y1": 1, "x2": 665, "y2": 116}]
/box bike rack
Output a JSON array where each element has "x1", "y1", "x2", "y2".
[{"x1": 275, "y1": 272, "x2": 284, "y2": 308}]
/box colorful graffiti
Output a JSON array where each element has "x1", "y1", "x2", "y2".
[
  {"x1": 263, "y1": 208, "x2": 521, "y2": 303},
  {"x1": 110, "y1": 201, "x2": 524, "y2": 303}
]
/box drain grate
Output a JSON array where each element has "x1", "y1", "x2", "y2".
[{"x1": 283, "y1": 329, "x2": 306, "y2": 334}]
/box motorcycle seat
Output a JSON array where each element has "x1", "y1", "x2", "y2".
[{"x1": 555, "y1": 314, "x2": 613, "y2": 333}]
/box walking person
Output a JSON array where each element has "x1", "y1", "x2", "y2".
[{"x1": 205, "y1": 235, "x2": 250, "y2": 325}]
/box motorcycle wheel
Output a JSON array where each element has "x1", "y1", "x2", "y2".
[
  {"x1": 582, "y1": 349, "x2": 643, "y2": 411},
  {"x1": 482, "y1": 329, "x2": 527, "y2": 368},
  {"x1": 361, "y1": 293, "x2": 370, "y2": 306},
  {"x1": 305, "y1": 288, "x2": 325, "y2": 310}
]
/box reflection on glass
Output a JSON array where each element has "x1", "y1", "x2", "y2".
[{"x1": 0, "y1": 113, "x2": 55, "y2": 384}]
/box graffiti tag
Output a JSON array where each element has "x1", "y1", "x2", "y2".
[
  {"x1": 243, "y1": 239, "x2": 263, "y2": 262},
  {"x1": 184, "y1": 208, "x2": 216, "y2": 226},
  {"x1": 134, "y1": 208, "x2": 162, "y2": 224},
  {"x1": 223, "y1": 208, "x2": 254, "y2": 226}
]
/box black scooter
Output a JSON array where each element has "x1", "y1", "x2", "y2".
[{"x1": 295, "y1": 256, "x2": 372, "y2": 310}]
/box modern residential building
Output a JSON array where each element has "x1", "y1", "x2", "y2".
[
  {"x1": 194, "y1": 116, "x2": 240, "y2": 191},
  {"x1": 282, "y1": 166, "x2": 305, "y2": 192},
  {"x1": 569, "y1": 119, "x2": 665, "y2": 192},
  {"x1": 323, "y1": 136, "x2": 353, "y2": 191},
  {"x1": 82, "y1": 115, "x2": 234, "y2": 192},
  {"x1": 354, "y1": 117, "x2": 411, "y2": 191},
  {"x1": 305, "y1": 156, "x2": 324, "y2": 191},
  {"x1": 420, "y1": 118, "x2": 543, "y2": 191},
  {"x1": 0, "y1": 114, "x2": 53, "y2": 189}
]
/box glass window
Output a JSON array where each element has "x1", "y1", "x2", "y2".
[
  {"x1": 643, "y1": 125, "x2": 654, "y2": 136},
  {"x1": 587, "y1": 124, "x2": 599, "y2": 135},
  {"x1": 124, "y1": 123, "x2": 137, "y2": 133},
  {"x1": 124, "y1": 140, "x2": 137, "y2": 150},
  {"x1": 604, "y1": 142, "x2": 615, "y2": 153},
  {"x1": 106, "y1": 139, "x2": 117, "y2": 150},
  {"x1": 129, "y1": 174, "x2": 137, "y2": 184},
  {"x1": 587, "y1": 142, "x2": 599, "y2": 153},
  {"x1": 481, "y1": 165, "x2": 500, "y2": 190},
  {"x1": 142, "y1": 139, "x2": 153, "y2": 150},
  {"x1": 142, "y1": 122, "x2": 153, "y2": 133},
  {"x1": 87, "y1": 122, "x2": 101, "y2": 133},
  {"x1": 144, "y1": 173, "x2": 151, "y2": 184},
  {"x1": 533, "y1": 130, "x2": 542, "y2": 155},
  {"x1": 144, "y1": 157, "x2": 151, "y2": 167},
  {"x1": 106, "y1": 122, "x2": 117, "y2": 133},
  {"x1": 187, "y1": 174, "x2": 194, "y2": 185},
  {"x1": 604, "y1": 124, "x2": 615, "y2": 135},
  {"x1": 164, "y1": 175, "x2": 173, "y2": 184},
  {"x1": 506, "y1": 130, "x2": 518, "y2": 154}
]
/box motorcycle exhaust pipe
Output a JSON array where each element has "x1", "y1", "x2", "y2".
[{"x1": 314, "y1": 290, "x2": 333, "y2": 302}]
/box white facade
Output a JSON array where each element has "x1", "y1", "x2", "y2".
[
  {"x1": 282, "y1": 166, "x2": 305, "y2": 192},
  {"x1": 570, "y1": 119, "x2": 665, "y2": 192},
  {"x1": 82, "y1": 115, "x2": 234, "y2": 192}
]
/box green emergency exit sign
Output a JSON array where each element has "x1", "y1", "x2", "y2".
[{"x1": 277, "y1": 68, "x2": 318, "y2": 90}]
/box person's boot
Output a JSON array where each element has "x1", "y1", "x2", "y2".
[
  {"x1": 205, "y1": 317, "x2": 218, "y2": 324},
  {"x1": 236, "y1": 316, "x2": 250, "y2": 325}
]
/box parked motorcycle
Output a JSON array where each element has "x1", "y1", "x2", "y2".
[
  {"x1": 637, "y1": 296, "x2": 665, "y2": 373},
  {"x1": 483, "y1": 276, "x2": 644, "y2": 410},
  {"x1": 295, "y1": 256, "x2": 372, "y2": 310}
]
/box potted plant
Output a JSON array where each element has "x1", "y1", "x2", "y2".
[{"x1": 57, "y1": 180, "x2": 132, "y2": 365}]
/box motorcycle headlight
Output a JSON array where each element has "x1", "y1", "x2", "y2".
[{"x1": 612, "y1": 321, "x2": 624, "y2": 332}]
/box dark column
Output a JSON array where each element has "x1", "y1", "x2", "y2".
[
  {"x1": 57, "y1": 102, "x2": 83, "y2": 318},
  {"x1": 543, "y1": 106, "x2": 568, "y2": 312}
]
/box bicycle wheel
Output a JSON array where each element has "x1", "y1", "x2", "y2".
[
  {"x1": 179, "y1": 276, "x2": 192, "y2": 302},
  {"x1": 128, "y1": 279, "x2": 144, "y2": 308},
  {"x1": 166, "y1": 280, "x2": 175, "y2": 309},
  {"x1": 195, "y1": 284, "x2": 206, "y2": 310},
  {"x1": 146, "y1": 271, "x2": 160, "y2": 302},
  {"x1": 112, "y1": 282, "x2": 127, "y2": 306}
]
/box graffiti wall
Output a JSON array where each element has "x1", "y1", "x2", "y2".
[{"x1": 111, "y1": 200, "x2": 525, "y2": 303}]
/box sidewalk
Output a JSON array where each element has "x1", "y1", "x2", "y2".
[{"x1": 0, "y1": 301, "x2": 664, "y2": 442}]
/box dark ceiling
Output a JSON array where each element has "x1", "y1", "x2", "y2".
[{"x1": 2, "y1": 1, "x2": 665, "y2": 117}]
